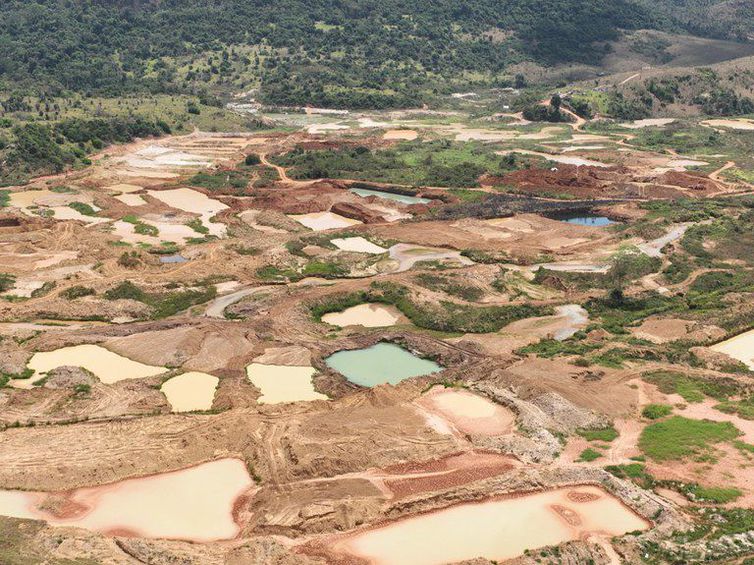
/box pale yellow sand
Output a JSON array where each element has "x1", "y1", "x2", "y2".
[{"x1": 161, "y1": 372, "x2": 219, "y2": 412}]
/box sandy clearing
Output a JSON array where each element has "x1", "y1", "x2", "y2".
[
  {"x1": 288, "y1": 212, "x2": 362, "y2": 231},
  {"x1": 331, "y1": 236, "x2": 387, "y2": 254},
  {"x1": 710, "y1": 329, "x2": 754, "y2": 370},
  {"x1": 322, "y1": 303, "x2": 403, "y2": 328},
  {"x1": 383, "y1": 129, "x2": 418, "y2": 140},
  {"x1": 702, "y1": 119, "x2": 754, "y2": 131},
  {"x1": 621, "y1": 119, "x2": 675, "y2": 129}
]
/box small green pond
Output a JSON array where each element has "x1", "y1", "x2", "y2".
[{"x1": 324, "y1": 342, "x2": 441, "y2": 387}]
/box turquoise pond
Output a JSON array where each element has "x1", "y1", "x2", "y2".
[
  {"x1": 349, "y1": 187, "x2": 431, "y2": 205},
  {"x1": 324, "y1": 342, "x2": 442, "y2": 387}
]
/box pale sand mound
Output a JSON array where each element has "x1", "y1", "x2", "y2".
[
  {"x1": 418, "y1": 387, "x2": 515, "y2": 436},
  {"x1": 331, "y1": 236, "x2": 386, "y2": 254},
  {"x1": 702, "y1": 118, "x2": 754, "y2": 131},
  {"x1": 161, "y1": 372, "x2": 219, "y2": 412},
  {"x1": 383, "y1": 129, "x2": 418, "y2": 141},
  {"x1": 322, "y1": 303, "x2": 403, "y2": 328},
  {"x1": 710, "y1": 329, "x2": 754, "y2": 370},
  {"x1": 288, "y1": 212, "x2": 362, "y2": 231}
]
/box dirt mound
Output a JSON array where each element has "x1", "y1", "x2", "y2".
[
  {"x1": 657, "y1": 171, "x2": 719, "y2": 192},
  {"x1": 491, "y1": 165, "x2": 625, "y2": 197},
  {"x1": 331, "y1": 202, "x2": 386, "y2": 223}
]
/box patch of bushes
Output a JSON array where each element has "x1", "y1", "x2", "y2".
[
  {"x1": 68, "y1": 202, "x2": 97, "y2": 216},
  {"x1": 189, "y1": 170, "x2": 248, "y2": 191},
  {"x1": 60, "y1": 286, "x2": 95, "y2": 300},
  {"x1": 414, "y1": 273, "x2": 484, "y2": 302},
  {"x1": 103, "y1": 280, "x2": 216, "y2": 319}
]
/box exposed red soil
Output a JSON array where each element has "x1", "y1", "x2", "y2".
[{"x1": 380, "y1": 451, "x2": 518, "y2": 499}]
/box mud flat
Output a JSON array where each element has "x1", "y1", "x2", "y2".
[
  {"x1": 28, "y1": 344, "x2": 166, "y2": 384},
  {"x1": 418, "y1": 387, "x2": 515, "y2": 436},
  {"x1": 333, "y1": 485, "x2": 648, "y2": 565},
  {"x1": 322, "y1": 303, "x2": 403, "y2": 328},
  {"x1": 288, "y1": 211, "x2": 363, "y2": 231},
  {"x1": 246, "y1": 363, "x2": 327, "y2": 404},
  {"x1": 710, "y1": 329, "x2": 754, "y2": 370},
  {"x1": 350, "y1": 187, "x2": 431, "y2": 205},
  {"x1": 0, "y1": 458, "x2": 252, "y2": 542},
  {"x1": 161, "y1": 372, "x2": 219, "y2": 412},
  {"x1": 388, "y1": 243, "x2": 474, "y2": 272},
  {"x1": 331, "y1": 236, "x2": 387, "y2": 254},
  {"x1": 147, "y1": 188, "x2": 228, "y2": 237},
  {"x1": 325, "y1": 342, "x2": 441, "y2": 387}
]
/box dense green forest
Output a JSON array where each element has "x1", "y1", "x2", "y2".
[{"x1": 0, "y1": 0, "x2": 716, "y2": 108}]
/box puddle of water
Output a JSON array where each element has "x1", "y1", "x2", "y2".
[
  {"x1": 420, "y1": 387, "x2": 515, "y2": 436},
  {"x1": 325, "y1": 342, "x2": 441, "y2": 387},
  {"x1": 546, "y1": 212, "x2": 614, "y2": 227},
  {"x1": 161, "y1": 372, "x2": 219, "y2": 412},
  {"x1": 0, "y1": 459, "x2": 252, "y2": 542},
  {"x1": 246, "y1": 363, "x2": 328, "y2": 404},
  {"x1": 710, "y1": 329, "x2": 754, "y2": 370},
  {"x1": 28, "y1": 344, "x2": 166, "y2": 384},
  {"x1": 335, "y1": 485, "x2": 648, "y2": 565},
  {"x1": 159, "y1": 254, "x2": 188, "y2": 264},
  {"x1": 350, "y1": 187, "x2": 430, "y2": 205},
  {"x1": 288, "y1": 212, "x2": 362, "y2": 231},
  {"x1": 331, "y1": 236, "x2": 386, "y2": 254},
  {"x1": 388, "y1": 243, "x2": 474, "y2": 272},
  {"x1": 322, "y1": 303, "x2": 403, "y2": 328}
]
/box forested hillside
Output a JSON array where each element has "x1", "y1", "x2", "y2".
[{"x1": 0, "y1": 0, "x2": 680, "y2": 107}]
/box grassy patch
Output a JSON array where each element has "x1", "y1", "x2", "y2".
[
  {"x1": 68, "y1": 201, "x2": 97, "y2": 216},
  {"x1": 103, "y1": 280, "x2": 216, "y2": 319},
  {"x1": 577, "y1": 426, "x2": 619, "y2": 442},
  {"x1": 639, "y1": 416, "x2": 740, "y2": 461},
  {"x1": 578, "y1": 448, "x2": 603, "y2": 462},
  {"x1": 642, "y1": 403, "x2": 673, "y2": 420}
]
